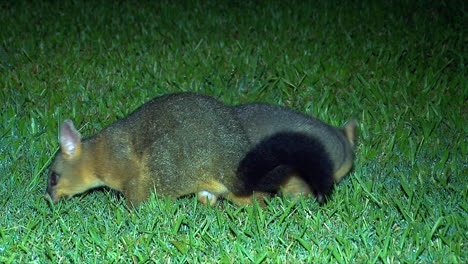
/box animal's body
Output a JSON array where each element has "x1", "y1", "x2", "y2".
[{"x1": 46, "y1": 92, "x2": 356, "y2": 207}]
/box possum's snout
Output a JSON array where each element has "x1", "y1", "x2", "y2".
[{"x1": 44, "y1": 189, "x2": 62, "y2": 203}]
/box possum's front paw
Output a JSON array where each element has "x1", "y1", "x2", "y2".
[{"x1": 197, "y1": 190, "x2": 218, "y2": 206}]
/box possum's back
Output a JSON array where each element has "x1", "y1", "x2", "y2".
[{"x1": 100, "y1": 93, "x2": 250, "y2": 196}]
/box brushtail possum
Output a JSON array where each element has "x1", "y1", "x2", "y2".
[{"x1": 45, "y1": 92, "x2": 356, "y2": 207}]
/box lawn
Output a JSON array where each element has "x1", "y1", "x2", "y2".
[{"x1": 0, "y1": 0, "x2": 466, "y2": 263}]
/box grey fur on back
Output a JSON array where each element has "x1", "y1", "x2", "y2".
[{"x1": 95, "y1": 93, "x2": 251, "y2": 197}]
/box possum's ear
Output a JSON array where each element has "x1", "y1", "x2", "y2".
[
  {"x1": 59, "y1": 119, "x2": 82, "y2": 159},
  {"x1": 343, "y1": 120, "x2": 357, "y2": 147}
]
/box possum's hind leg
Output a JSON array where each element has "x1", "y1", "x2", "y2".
[
  {"x1": 280, "y1": 173, "x2": 312, "y2": 197},
  {"x1": 225, "y1": 192, "x2": 269, "y2": 207},
  {"x1": 236, "y1": 132, "x2": 335, "y2": 203},
  {"x1": 198, "y1": 189, "x2": 270, "y2": 207}
]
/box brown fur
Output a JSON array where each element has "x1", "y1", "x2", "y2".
[
  {"x1": 46, "y1": 93, "x2": 251, "y2": 207},
  {"x1": 46, "y1": 93, "x2": 357, "y2": 208}
]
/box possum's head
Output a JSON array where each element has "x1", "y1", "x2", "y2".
[{"x1": 45, "y1": 120, "x2": 103, "y2": 203}]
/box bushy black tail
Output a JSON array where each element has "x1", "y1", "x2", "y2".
[{"x1": 236, "y1": 132, "x2": 334, "y2": 202}]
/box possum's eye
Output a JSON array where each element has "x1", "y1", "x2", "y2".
[{"x1": 49, "y1": 172, "x2": 60, "y2": 186}]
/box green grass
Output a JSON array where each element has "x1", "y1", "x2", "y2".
[{"x1": 0, "y1": 0, "x2": 466, "y2": 262}]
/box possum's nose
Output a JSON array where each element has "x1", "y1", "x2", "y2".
[
  {"x1": 44, "y1": 190, "x2": 59, "y2": 203},
  {"x1": 44, "y1": 193, "x2": 53, "y2": 202}
]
